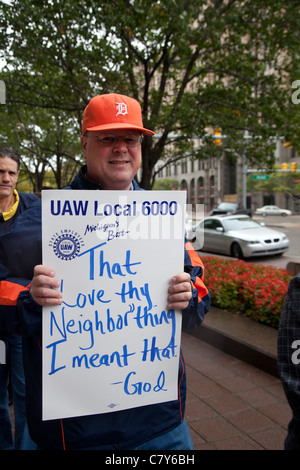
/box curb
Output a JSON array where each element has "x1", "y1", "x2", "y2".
[{"x1": 186, "y1": 323, "x2": 278, "y2": 378}]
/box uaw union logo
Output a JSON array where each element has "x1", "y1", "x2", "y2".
[{"x1": 49, "y1": 230, "x2": 84, "y2": 261}]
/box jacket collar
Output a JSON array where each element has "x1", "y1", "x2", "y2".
[{"x1": 70, "y1": 165, "x2": 141, "y2": 191}]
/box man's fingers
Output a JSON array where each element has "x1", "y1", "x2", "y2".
[
  {"x1": 30, "y1": 265, "x2": 62, "y2": 306},
  {"x1": 167, "y1": 273, "x2": 192, "y2": 309}
]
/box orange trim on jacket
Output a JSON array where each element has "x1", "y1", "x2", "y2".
[
  {"x1": 185, "y1": 240, "x2": 209, "y2": 302},
  {"x1": 0, "y1": 280, "x2": 31, "y2": 306}
]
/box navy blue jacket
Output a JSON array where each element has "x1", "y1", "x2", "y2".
[
  {"x1": 0, "y1": 167, "x2": 210, "y2": 449},
  {"x1": 0, "y1": 191, "x2": 38, "y2": 235},
  {"x1": 0, "y1": 191, "x2": 38, "y2": 339}
]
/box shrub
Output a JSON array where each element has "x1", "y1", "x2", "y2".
[{"x1": 202, "y1": 256, "x2": 291, "y2": 328}]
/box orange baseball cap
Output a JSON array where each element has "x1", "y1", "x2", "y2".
[{"x1": 82, "y1": 93, "x2": 155, "y2": 136}]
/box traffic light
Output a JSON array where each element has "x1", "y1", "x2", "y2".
[
  {"x1": 292, "y1": 162, "x2": 297, "y2": 172},
  {"x1": 284, "y1": 141, "x2": 292, "y2": 149},
  {"x1": 282, "y1": 162, "x2": 287, "y2": 170},
  {"x1": 214, "y1": 127, "x2": 222, "y2": 146}
]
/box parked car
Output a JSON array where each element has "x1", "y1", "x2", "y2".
[
  {"x1": 186, "y1": 214, "x2": 289, "y2": 259},
  {"x1": 211, "y1": 202, "x2": 252, "y2": 217},
  {"x1": 255, "y1": 205, "x2": 292, "y2": 217}
]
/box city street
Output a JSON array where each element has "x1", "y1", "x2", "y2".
[
  {"x1": 248, "y1": 215, "x2": 300, "y2": 270},
  {"x1": 192, "y1": 214, "x2": 300, "y2": 271}
]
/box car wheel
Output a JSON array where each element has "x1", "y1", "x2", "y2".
[
  {"x1": 231, "y1": 242, "x2": 243, "y2": 259},
  {"x1": 281, "y1": 213, "x2": 287, "y2": 216},
  {"x1": 262, "y1": 213, "x2": 266, "y2": 217}
]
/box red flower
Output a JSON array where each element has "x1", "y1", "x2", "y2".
[{"x1": 202, "y1": 256, "x2": 291, "y2": 328}]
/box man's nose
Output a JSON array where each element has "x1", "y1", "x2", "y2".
[
  {"x1": 113, "y1": 137, "x2": 128, "y2": 150},
  {"x1": 2, "y1": 172, "x2": 10, "y2": 181}
]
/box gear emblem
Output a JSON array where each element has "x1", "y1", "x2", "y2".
[{"x1": 52, "y1": 233, "x2": 81, "y2": 261}]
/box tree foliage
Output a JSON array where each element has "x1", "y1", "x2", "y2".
[
  {"x1": 0, "y1": 0, "x2": 299, "y2": 190},
  {"x1": 247, "y1": 166, "x2": 300, "y2": 200}
]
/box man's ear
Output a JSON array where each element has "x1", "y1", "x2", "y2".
[{"x1": 81, "y1": 135, "x2": 87, "y2": 160}]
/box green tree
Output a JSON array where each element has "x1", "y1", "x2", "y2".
[
  {"x1": 247, "y1": 166, "x2": 300, "y2": 201},
  {"x1": 0, "y1": 0, "x2": 299, "y2": 190},
  {"x1": 152, "y1": 179, "x2": 180, "y2": 190}
]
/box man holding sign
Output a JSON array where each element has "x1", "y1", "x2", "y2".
[{"x1": 0, "y1": 94, "x2": 210, "y2": 450}]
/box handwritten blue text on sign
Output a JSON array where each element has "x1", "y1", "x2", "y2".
[{"x1": 42, "y1": 191, "x2": 185, "y2": 420}]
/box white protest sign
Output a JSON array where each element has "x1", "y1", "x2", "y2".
[{"x1": 42, "y1": 190, "x2": 186, "y2": 420}]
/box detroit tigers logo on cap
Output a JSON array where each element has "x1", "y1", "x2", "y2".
[{"x1": 115, "y1": 102, "x2": 128, "y2": 117}]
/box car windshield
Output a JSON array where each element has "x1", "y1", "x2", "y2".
[
  {"x1": 216, "y1": 203, "x2": 237, "y2": 210},
  {"x1": 223, "y1": 218, "x2": 261, "y2": 231}
]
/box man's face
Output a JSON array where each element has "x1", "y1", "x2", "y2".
[
  {"x1": 0, "y1": 157, "x2": 19, "y2": 200},
  {"x1": 81, "y1": 130, "x2": 142, "y2": 190}
]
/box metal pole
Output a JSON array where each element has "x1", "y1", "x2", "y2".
[
  {"x1": 242, "y1": 152, "x2": 247, "y2": 209},
  {"x1": 242, "y1": 131, "x2": 249, "y2": 209}
]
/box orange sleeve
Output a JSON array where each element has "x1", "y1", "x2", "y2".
[
  {"x1": 0, "y1": 281, "x2": 31, "y2": 306},
  {"x1": 185, "y1": 240, "x2": 209, "y2": 302}
]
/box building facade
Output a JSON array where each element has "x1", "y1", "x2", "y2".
[{"x1": 154, "y1": 141, "x2": 300, "y2": 214}]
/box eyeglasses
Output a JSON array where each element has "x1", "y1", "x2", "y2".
[{"x1": 88, "y1": 134, "x2": 143, "y2": 147}]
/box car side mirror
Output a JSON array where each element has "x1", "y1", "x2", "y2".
[{"x1": 216, "y1": 227, "x2": 224, "y2": 232}]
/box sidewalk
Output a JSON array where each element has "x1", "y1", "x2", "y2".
[
  {"x1": 182, "y1": 309, "x2": 291, "y2": 450},
  {"x1": 9, "y1": 308, "x2": 291, "y2": 451}
]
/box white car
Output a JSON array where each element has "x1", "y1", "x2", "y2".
[
  {"x1": 186, "y1": 214, "x2": 289, "y2": 259},
  {"x1": 255, "y1": 205, "x2": 292, "y2": 217}
]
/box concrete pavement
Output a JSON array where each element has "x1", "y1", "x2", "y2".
[
  {"x1": 9, "y1": 319, "x2": 291, "y2": 450},
  {"x1": 182, "y1": 329, "x2": 291, "y2": 450}
]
